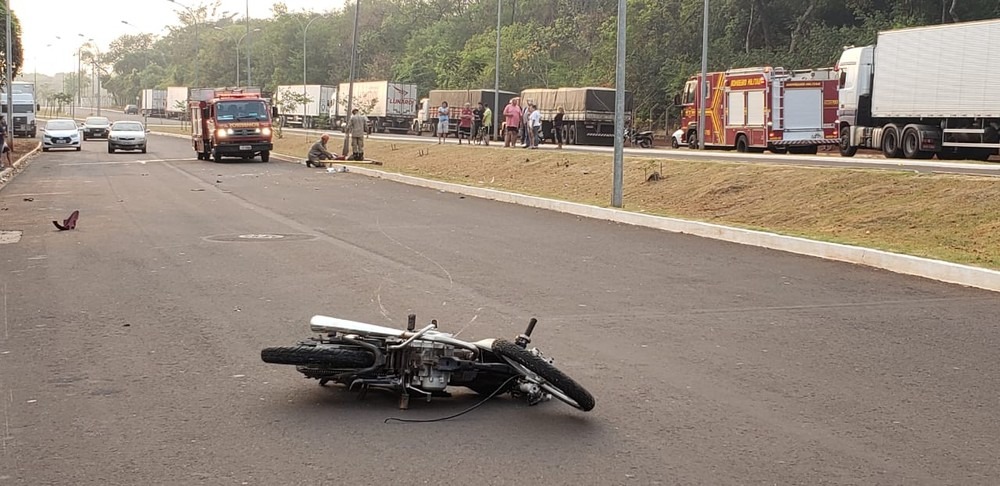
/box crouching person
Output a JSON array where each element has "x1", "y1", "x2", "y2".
[{"x1": 306, "y1": 133, "x2": 339, "y2": 167}]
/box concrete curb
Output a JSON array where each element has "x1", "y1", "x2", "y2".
[
  {"x1": 334, "y1": 164, "x2": 1000, "y2": 293},
  {"x1": 0, "y1": 142, "x2": 43, "y2": 190}
]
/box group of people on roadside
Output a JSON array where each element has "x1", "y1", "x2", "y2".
[
  {"x1": 502, "y1": 97, "x2": 565, "y2": 149},
  {"x1": 305, "y1": 108, "x2": 368, "y2": 167},
  {"x1": 436, "y1": 101, "x2": 493, "y2": 146}
]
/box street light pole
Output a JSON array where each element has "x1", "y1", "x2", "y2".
[
  {"x1": 699, "y1": 0, "x2": 709, "y2": 150},
  {"x1": 302, "y1": 15, "x2": 321, "y2": 125},
  {"x1": 612, "y1": 0, "x2": 625, "y2": 208},
  {"x1": 343, "y1": 0, "x2": 360, "y2": 156},
  {"x1": 245, "y1": 0, "x2": 251, "y2": 87},
  {"x1": 494, "y1": 0, "x2": 501, "y2": 141},
  {"x1": 6, "y1": 0, "x2": 13, "y2": 131}
]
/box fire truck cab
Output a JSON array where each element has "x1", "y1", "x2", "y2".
[
  {"x1": 189, "y1": 89, "x2": 277, "y2": 162},
  {"x1": 678, "y1": 66, "x2": 839, "y2": 154}
]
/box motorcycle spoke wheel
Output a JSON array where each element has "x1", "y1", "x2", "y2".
[{"x1": 492, "y1": 339, "x2": 595, "y2": 411}]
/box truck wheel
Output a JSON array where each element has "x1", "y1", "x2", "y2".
[
  {"x1": 260, "y1": 151, "x2": 270, "y2": 162},
  {"x1": 881, "y1": 126, "x2": 903, "y2": 159},
  {"x1": 687, "y1": 130, "x2": 699, "y2": 149},
  {"x1": 213, "y1": 150, "x2": 222, "y2": 163},
  {"x1": 902, "y1": 128, "x2": 933, "y2": 159},
  {"x1": 839, "y1": 130, "x2": 858, "y2": 157},
  {"x1": 736, "y1": 135, "x2": 749, "y2": 153},
  {"x1": 568, "y1": 126, "x2": 577, "y2": 145}
]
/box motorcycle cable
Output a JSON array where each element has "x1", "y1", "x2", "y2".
[{"x1": 383, "y1": 375, "x2": 519, "y2": 424}]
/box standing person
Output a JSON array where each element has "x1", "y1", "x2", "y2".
[
  {"x1": 529, "y1": 104, "x2": 542, "y2": 149},
  {"x1": 520, "y1": 103, "x2": 532, "y2": 148},
  {"x1": 553, "y1": 106, "x2": 565, "y2": 149},
  {"x1": 0, "y1": 117, "x2": 7, "y2": 166},
  {"x1": 437, "y1": 101, "x2": 450, "y2": 144},
  {"x1": 471, "y1": 102, "x2": 484, "y2": 145},
  {"x1": 306, "y1": 133, "x2": 337, "y2": 167},
  {"x1": 457, "y1": 102, "x2": 473, "y2": 145},
  {"x1": 481, "y1": 104, "x2": 492, "y2": 146},
  {"x1": 502, "y1": 98, "x2": 521, "y2": 148},
  {"x1": 347, "y1": 109, "x2": 368, "y2": 161}
]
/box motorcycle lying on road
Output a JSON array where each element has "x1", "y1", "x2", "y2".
[
  {"x1": 625, "y1": 127, "x2": 654, "y2": 149},
  {"x1": 261, "y1": 314, "x2": 595, "y2": 412}
]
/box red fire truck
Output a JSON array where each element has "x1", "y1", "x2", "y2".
[
  {"x1": 677, "y1": 66, "x2": 839, "y2": 154},
  {"x1": 188, "y1": 88, "x2": 277, "y2": 162}
]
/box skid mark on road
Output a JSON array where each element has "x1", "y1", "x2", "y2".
[{"x1": 375, "y1": 217, "x2": 454, "y2": 288}]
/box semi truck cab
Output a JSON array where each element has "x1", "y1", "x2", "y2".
[{"x1": 835, "y1": 46, "x2": 874, "y2": 136}]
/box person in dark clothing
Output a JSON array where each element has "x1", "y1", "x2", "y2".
[
  {"x1": 553, "y1": 106, "x2": 565, "y2": 149},
  {"x1": 472, "y1": 102, "x2": 484, "y2": 145}
]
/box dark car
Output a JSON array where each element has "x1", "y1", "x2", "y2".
[
  {"x1": 82, "y1": 116, "x2": 111, "y2": 140},
  {"x1": 124, "y1": 104, "x2": 139, "y2": 115}
]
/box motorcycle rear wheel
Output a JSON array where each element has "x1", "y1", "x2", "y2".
[
  {"x1": 492, "y1": 339, "x2": 595, "y2": 411},
  {"x1": 261, "y1": 345, "x2": 374, "y2": 368}
]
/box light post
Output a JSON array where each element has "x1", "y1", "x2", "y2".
[
  {"x1": 343, "y1": 0, "x2": 360, "y2": 156},
  {"x1": 612, "y1": 0, "x2": 625, "y2": 208},
  {"x1": 244, "y1": 0, "x2": 251, "y2": 87},
  {"x1": 5, "y1": 0, "x2": 12, "y2": 131},
  {"x1": 167, "y1": 0, "x2": 199, "y2": 86},
  {"x1": 74, "y1": 34, "x2": 92, "y2": 119},
  {"x1": 699, "y1": 0, "x2": 709, "y2": 150},
  {"x1": 493, "y1": 0, "x2": 501, "y2": 141},
  {"x1": 215, "y1": 27, "x2": 259, "y2": 87},
  {"x1": 287, "y1": 14, "x2": 322, "y2": 129}
]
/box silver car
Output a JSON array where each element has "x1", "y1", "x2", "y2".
[
  {"x1": 41, "y1": 119, "x2": 82, "y2": 152},
  {"x1": 107, "y1": 121, "x2": 148, "y2": 154}
]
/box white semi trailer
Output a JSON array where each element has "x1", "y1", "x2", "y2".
[{"x1": 836, "y1": 19, "x2": 1000, "y2": 160}]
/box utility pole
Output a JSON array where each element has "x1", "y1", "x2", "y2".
[
  {"x1": 245, "y1": 0, "x2": 251, "y2": 87},
  {"x1": 343, "y1": 0, "x2": 359, "y2": 156},
  {"x1": 699, "y1": 0, "x2": 709, "y2": 150},
  {"x1": 5, "y1": 0, "x2": 13, "y2": 131},
  {"x1": 494, "y1": 0, "x2": 501, "y2": 141},
  {"x1": 612, "y1": 0, "x2": 625, "y2": 208}
]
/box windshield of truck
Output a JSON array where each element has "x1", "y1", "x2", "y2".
[
  {"x1": 215, "y1": 101, "x2": 269, "y2": 121},
  {"x1": 1, "y1": 104, "x2": 35, "y2": 113}
]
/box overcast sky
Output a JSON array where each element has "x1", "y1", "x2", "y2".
[{"x1": 14, "y1": 0, "x2": 347, "y2": 76}]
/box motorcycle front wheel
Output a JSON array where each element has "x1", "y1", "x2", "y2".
[{"x1": 492, "y1": 339, "x2": 595, "y2": 411}]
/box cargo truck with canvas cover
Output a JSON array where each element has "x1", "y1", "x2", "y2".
[
  {"x1": 188, "y1": 88, "x2": 277, "y2": 162},
  {"x1": 837, "y1": 19, "x2": 1000, "y2": 160},
  {"x1": 519, "y1": 87, "x2": 633, "y2": 146},
  {"x1": 677, "y1": 66, "x2": 838, "y2": 153},
  {"x1": 413, "y1": 89, "x2": 516, "y2": 136},
  {"x1": 276, "y1": 85, "x2": 337, "y2": 129},
  {"x1": 336, "y1": 81, "x2": 417, "y2": 133}
]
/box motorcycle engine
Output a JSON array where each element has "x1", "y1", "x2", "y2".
[{"x1": 408, "y1": 340, "x2": 453, "y2": 391}]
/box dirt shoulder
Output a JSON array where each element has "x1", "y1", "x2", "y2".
[{"x1": 158, "y1": 127, "x2": 1000, "y2": 270}]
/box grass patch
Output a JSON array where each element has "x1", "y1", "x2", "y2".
[{"x1": 153, "y1": 128, "x2": 1000, "y2": 269}]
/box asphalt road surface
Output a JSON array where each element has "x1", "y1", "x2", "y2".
[
  {"x1": 2, "y1": 134, "x2": 998, "y2": 485},
  {"x1": 68, "y1": 107, "x2": 1000, "y2": 177}
]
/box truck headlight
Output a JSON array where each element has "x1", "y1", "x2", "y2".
[
  {"x1": 217, "y1": 129, "x2": 228, "y2": 138},
  {"x1": 262, "y1": 127, "x2": 271, "y2": 136}
]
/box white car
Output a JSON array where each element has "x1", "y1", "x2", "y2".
[
  {"x1": 107, "y1": 121, "x2": 148, "y2": 154},
  {"x1": 671, "y1": 129, "x2": 684, "y2": 149},
  {"x1": 42, "y1": 119, "x2": 82, "y2": 152}
]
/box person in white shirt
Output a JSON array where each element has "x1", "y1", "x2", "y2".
[{"x1": 528, "y1": 104, "x2": 542, "y2": 149}]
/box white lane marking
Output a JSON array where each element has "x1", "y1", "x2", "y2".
[{"x1": 59, "y1": 158, "x2": 191, "y2": 166}]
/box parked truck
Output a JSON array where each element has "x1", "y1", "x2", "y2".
[
  {"x1": 140, "y1": 89, "x2": 168, "y2": 117},
  {"x1": 677, "y1": 66, "x2": 839, "y2": 153},
  {"x1": 165, "y1": 86, "x2": 189, "y2": 119},
  {"x1": 519, "y1": 87, "x2": 632, "y2": 146},
  {"x1": 188, "y1": 87, "x2": 276, "y2": 162},
  {"x1": 276, "y1": 84, "x2": 337, "y2": 129},
  {"x1": 413, "y1": 89, "x2": 516, "y2": 137},
  {"x1": 837, "y1": 19, "x2": 1000, "y2": 160},
  {"x1": 1, "y1": 81, "x2": 39, "y2": 137},
  {"x1": 336, "y1": 81, "x2": 417, "y2": 133}
]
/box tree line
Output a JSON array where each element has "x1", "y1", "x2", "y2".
[{"x1": 62, "y1": 0, "x2": 1000, "y2": 127}]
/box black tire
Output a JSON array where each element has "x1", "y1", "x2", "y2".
[
  {"x1": 42, "y1": 147, "x2": 49, "y2": 152},
  {"x1": 736, "y1": 135, "x2": 749, "y2": 153},
  {"x1": 687, "y1": 130, "x2": 698, "y2": 149},
  {"x1": 882, "y1": 126, "x2": 902, "y2": 159},
  {"x1": 671, "y1": 137, "x2": 679, "y2": 149},
  {"x1": 261, "y1": 151, "x2": 270, "y2": 162},
  {"x1": 213, "y1": 150, "x2": 222, "y2": 163},
  {"x1": 901, "y1": 129, "x2": 934, "y2": 159},
  {"x1": 568, "y1": 125, "x2": 577, "y2": 145},
  {"x1": 108, "y1": 146, "x2": 114, "y2": 154},
  {"x1": 261, "y1": 345, "x2": 374, "y2": 368},
  {"x1": 76, "y1": 147, "x2": 81, "y2": 151},
  {"x1": 492, "y1": 339, "x2": 595, "y2": 412},
  {"x1": 639, "y1": 138, "x2": 652, "y2": 149},
  {"x1": 141, "y1": 146, "x2": 147, "y2": 154},
  {"x1": 839, "y1": 129, "x2": 858, "y2": 157}
]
